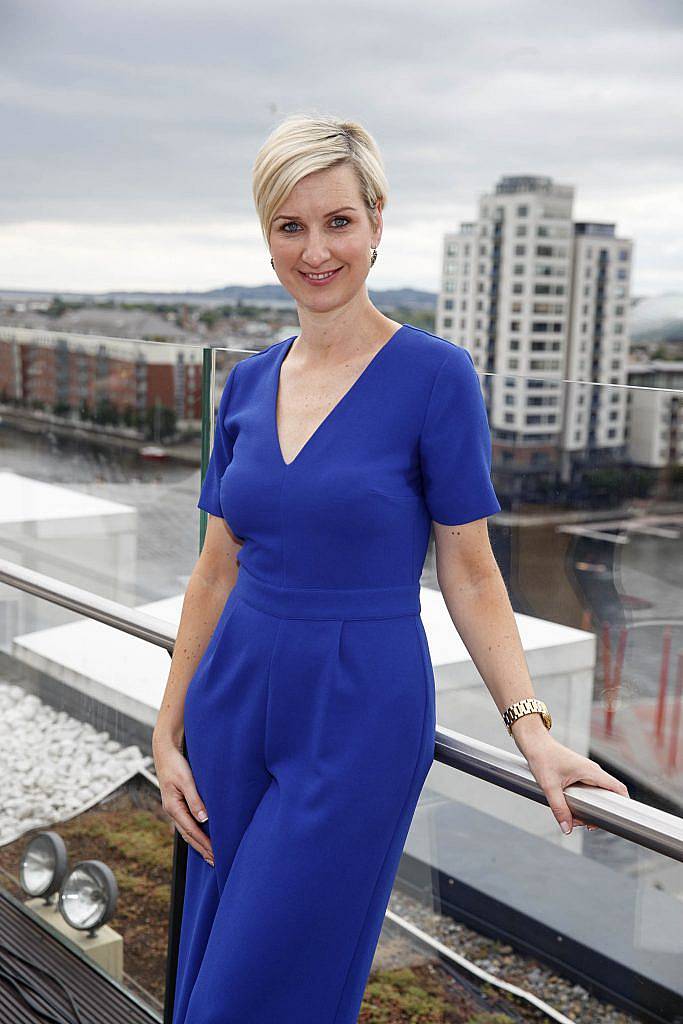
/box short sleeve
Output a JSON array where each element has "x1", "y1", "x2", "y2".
[
  {"x1": 419, "y1": 347, "x2": 501, "y2": 526},
  {"x1": 197, "y1": 362, "x2": 239, "y2": 516}
]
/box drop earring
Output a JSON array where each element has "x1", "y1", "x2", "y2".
[
  {"x1": 270, "y1": 256, "x2": 275, "y2": 269},
  {"x1": 370, "y1": 248, "x2": 378, "y2": 268}
]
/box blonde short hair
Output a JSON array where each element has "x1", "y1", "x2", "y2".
[{"x1": 252, "y1": 112, "x2": 389, "y2": 247}]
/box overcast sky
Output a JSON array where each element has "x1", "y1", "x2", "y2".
[{"x1": 1, "y1": 0, "x2": 681, "y2": 296}]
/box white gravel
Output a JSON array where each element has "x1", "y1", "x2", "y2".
[{"x1": 0, "y1": 679, "x2": 152, "y2": 846}]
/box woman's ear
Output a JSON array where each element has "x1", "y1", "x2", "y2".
[{"x1": 373, "y1": 201, "x2": 384, "y2": 248}]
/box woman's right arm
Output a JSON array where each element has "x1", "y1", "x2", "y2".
[{"x1": 152, "y1": 514, "x2": 243, "y2": 865}]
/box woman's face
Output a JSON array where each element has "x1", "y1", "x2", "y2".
[{"x1": 268, "y1": 162, "x2": 381, "y2": 312}]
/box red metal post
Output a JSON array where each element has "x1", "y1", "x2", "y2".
[
  {"x1": 666, "y1": 652, "x2": 682, "y2": 774},
  {"x1": 655, "y1": 625, "x2": 672, "y2": 742},
  {"x1": 612, "y1": 626, "x2": 627, "y2": 710}
]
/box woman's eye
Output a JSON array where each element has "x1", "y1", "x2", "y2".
[{"x1": 280, "y1": 217, "x2": 349, "y2": 233}]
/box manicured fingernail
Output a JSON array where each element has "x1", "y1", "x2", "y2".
[
  {"x1": 198, "y1": 810, "x2": 208, "y2": 822},
  {"x1": 560, "y1": 821, "x2": 571, "y2": 834},
  {"x1": 205, "y1": 857, "x2": 214, "y2": 867}
]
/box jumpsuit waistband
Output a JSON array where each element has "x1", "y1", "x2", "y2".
[{"x1": 233, "y1": 564, "x2": 421, "y2": 621}]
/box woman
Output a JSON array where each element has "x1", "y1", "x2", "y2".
[{"x1": 153, "y1": 113, "x2": 630, "y2": 1024}]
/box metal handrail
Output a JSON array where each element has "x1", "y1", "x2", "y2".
[
  {"x1": 2, "y1": 555, "x2": 682, "y2": 862},
  {"x1": 0, "y1": 559, "x2": 176, "y2": 649}
]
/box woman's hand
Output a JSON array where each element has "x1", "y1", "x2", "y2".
[
  {"x1": 519, "y1": 732, "x2": 631, "y2": 835},
  {"x1": 153, "y1": 732, "x2": 214, "y2": 866}
]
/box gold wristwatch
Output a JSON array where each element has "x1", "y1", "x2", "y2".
[{"x1": 502, "y1": 698, "x2": 552, "y2": 736}]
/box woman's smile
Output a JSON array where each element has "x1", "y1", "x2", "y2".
[{"x1": 298, "y1": 266, "x2": 343, "y2": 285}]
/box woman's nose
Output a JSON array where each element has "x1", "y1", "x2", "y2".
[{"x1": 301, "y1": 232, "x2": 331, "y2": 265}]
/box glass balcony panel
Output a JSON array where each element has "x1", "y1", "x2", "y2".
[
  {"x1": 410, "y1": 369, "x2": 683, "y2": 1022},
  {"x1": 199, "y1": 346, "x2": 682, "y2": 1021},
  {"x1": 2, "y1": 333, "x2": 681, "y2": 1022},
  {"x1": 0, "y1": 605, "x2": 174, "y2": 1018},
  {"x1": 0, "y1": 336, "x2": 247, "y2": 637}
]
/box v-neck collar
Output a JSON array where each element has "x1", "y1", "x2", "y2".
[{"x1": 272, "y1": 324, "x2": 408, "y2": 470}]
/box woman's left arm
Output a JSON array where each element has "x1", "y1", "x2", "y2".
[{"x1": 433, "y1": 517, "x2": 631, "y2": 835}]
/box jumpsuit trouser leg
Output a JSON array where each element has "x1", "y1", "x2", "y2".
[{"x1": 174, "y1": 567, "x2": 436, "y2": 1024}]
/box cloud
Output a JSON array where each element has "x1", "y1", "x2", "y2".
[{"x1": 0, "y1": 0, "x2": 681, "y2": 292}]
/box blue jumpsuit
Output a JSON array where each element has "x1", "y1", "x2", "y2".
[{"x1": 173, "y1": 323, "x2": 501, "y2": 1024}]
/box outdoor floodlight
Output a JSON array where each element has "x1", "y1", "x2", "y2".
[
  {"x1": 58, "y1": 859, "x2": 118, "y2": 936},
  {"x1": 18, "y1": 831, "x2": 68, "y2": 903}
]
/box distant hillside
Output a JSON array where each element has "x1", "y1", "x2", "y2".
[
  {"x1": 202, "y1": 283, "x2": 436, "y2": 309},
  {"x1": 3, "y1": 284, "x2": 680, "y2": 343},
  {"x1": 0, "y1": 283, "x2": 437, "y2": 311}
]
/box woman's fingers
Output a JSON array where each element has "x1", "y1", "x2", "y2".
[
  {"x1": 573, "y1": 816, "x2": 599, "y2": 831},
  {"x1": 180, "y1": 774, "x2": 210, "y2": 827},
  {"x1": 591, "y1": 766, "x2": 630, "y2": 799},
  {"x1": 528, "y1": 743, "x2": 631, "y2": 837},
  {"x1": 155, "y1": 743, "x2": 215, "y2": 865},
  {"x1": 545, "y1": 781, "x2": 575, "y2": 833},
  {"x1": 176, "y1": 769, "x2": 215, "y2": 863},
  {"x1": 168, "y1": 793, "x2": 214, "y2": 863},
  {"x1": 568, "y1": 760, "x2": 630, "y2": 832}
]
